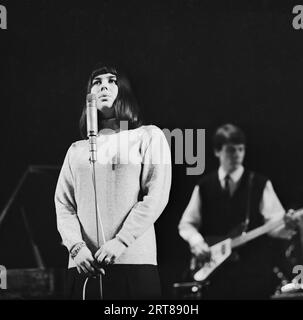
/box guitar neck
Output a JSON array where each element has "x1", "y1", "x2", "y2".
[{"x1": 231, "y1": 219, "x2": 284, "y2": 249}]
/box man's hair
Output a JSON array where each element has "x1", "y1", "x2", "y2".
[
  {"x1": 213, "y1": 123, "x2": 246, "y2": 151},
  {"x1": 79, "y1": 63, "x2": 141, "y2": 138}
]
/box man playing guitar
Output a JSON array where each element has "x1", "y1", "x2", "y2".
[{"x1": 178, "y1": 124, "x2": 299, "y2": 299}]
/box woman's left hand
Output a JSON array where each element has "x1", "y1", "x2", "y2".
[{"x1": 94, "y1": 238, "x2": 127, "y2": 265}]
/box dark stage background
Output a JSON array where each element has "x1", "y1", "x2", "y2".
[{"x1": 1, "y1": 0, "x2": 303, "y2": 298}]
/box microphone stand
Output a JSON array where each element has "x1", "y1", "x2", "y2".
[
  {"x1": 85, "y1": 93, "x2": 106, "y2": 300},
  {"x1": 87, "y1": 134, "x2": 106, "y2": 300}
]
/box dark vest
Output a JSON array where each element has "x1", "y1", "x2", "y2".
[
  {"x1": 197, "y1": 170, "x2": 279, "y2": 299},
  {"x1": 198, "y1": 170, "x2": 267, "y2": 239}
]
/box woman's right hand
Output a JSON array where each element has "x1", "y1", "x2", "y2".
[{"x1": 73, "y1": 246, "x2": 99, "y2": 275}]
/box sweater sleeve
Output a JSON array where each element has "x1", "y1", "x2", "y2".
[
  {"x1": 54, "y1": 145, "x2": 83, "y2": 251},
  {"x1": 116, "y1": 126, "x2": 172, "y2": 247}
]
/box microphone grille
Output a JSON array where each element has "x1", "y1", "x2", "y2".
[{"x1": 87, "y1": 93, "x2": 96, "y2": 103}]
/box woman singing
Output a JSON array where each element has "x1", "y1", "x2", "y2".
[{"x1": 55, "y1": 64, "x2": 172, "y2": 299}]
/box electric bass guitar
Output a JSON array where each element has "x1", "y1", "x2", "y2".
[{"x1": 192, "y1": 209, "x2": 303, "y2": 282}]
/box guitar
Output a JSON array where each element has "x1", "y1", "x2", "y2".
[{"x1": 192, "y1": 208, "x2": 303, "y2": 282}]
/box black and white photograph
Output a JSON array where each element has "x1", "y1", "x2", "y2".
[{"x1": 1, "y1": 0, "x2": 303, "y2": 306}]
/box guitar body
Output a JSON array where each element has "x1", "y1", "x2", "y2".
[
  {"x1": 191, "y1": 238, "x2": 232, "y2": 282},
  {"x1": 186, "y1": 209, "x2": 303, "y2": 298},
  {"x1": 190, "y1": 209, "x2": 303, "y2": 283},
  {"x1": 190, "y1": 224, "x2": 246, "y2": 282},
  {"x1": 190, "y1": 236, "x2": 277, "y2": 299}
]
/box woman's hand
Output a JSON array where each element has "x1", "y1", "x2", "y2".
[
  {"x1": 73, "y1": 246, "x2": 100, "y2": 275},
  {"x1": 94, "y1": 238, "x2": 127, "y2": 265}
]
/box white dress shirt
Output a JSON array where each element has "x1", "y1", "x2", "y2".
[{"x1": 179, "y1": 165, "x2": 290, "y2": 247}]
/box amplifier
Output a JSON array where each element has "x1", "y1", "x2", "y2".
[{"x1": 0, "y1": 268, "x2": 65, "y2": 300}]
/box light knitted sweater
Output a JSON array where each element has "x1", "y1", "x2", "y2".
[{"x1": 54, "y1": 125, "x2": 171, "y2": 268}]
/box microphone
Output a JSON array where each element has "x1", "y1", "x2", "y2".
[{"x1": 86, "y1": 93, "x2": 98, "y2": 162}]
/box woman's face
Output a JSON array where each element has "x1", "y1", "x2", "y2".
[{"x1": 90, "y1": 73, "x2": 118, "y2": 117}]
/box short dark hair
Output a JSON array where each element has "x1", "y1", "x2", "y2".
[
  {"x1": 79, "y1": 63, "x2": 141, "y2": 138},
  {"x1": 213, "y1": 123, "x2": 246, "y2": 151}
]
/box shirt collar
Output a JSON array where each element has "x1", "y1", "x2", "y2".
[{"x1": 218, "y1": 165, "x2": 244, "y2": 184}]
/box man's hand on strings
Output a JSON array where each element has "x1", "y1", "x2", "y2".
[
  {"x1": 284, "y1": 209, "x2": 300, "y2": 235},
  {"x1": 190, "y1": 239, "x2": 211, "y2": 263}
]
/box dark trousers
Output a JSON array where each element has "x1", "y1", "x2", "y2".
[{"x1": 64, "y1": 264, "x2": 161, "y2": 300}]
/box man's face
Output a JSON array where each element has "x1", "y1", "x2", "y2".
[{"x1": 215, "y1": 143, "x2": 245, "y2": 172}]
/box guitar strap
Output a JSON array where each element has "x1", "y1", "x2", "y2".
[{"x1": 242, "y1": 171, "x2": 255, "y2": 234}]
